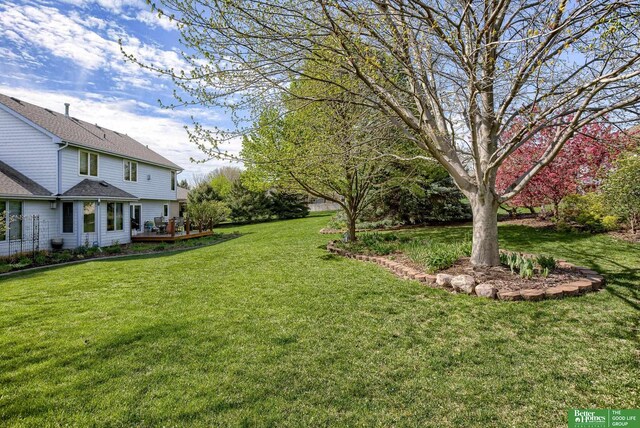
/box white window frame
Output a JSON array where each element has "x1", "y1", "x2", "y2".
[
  {"x1": 83, "y1": 201, "x2": 96, "y2": 233},
  {"x1": 123, "y1": 160, "x2": 138, "y2": 182},
  {"x1": 171, "y1": 171, "x2": 176, "y2": 191},
  {"x1": 107, "y1": 202, "x2": 124, "y2": 231},
  {"x1": 0, "y1": 200, "x2": 23, "y2": 241},
  {"x1": 79, "y1": 150, "x2": 99, "y2": 177},
  {"x1": 163, "y1": 204, "x2": 169, "y2": 217},
  {"x1": 62, "y1": 201, "x2": 74, "y2": 234}
]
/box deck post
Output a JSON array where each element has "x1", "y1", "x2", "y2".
[
  {"x1": 186, "y1": 219, "x2": 190, "y2": 235},
  {"x1": 169, "y1": 218, "x2": 176, "y2": 237}
]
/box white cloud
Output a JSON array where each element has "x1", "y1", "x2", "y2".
[
  {"x1": 0, "y1": 85, "x2": 241, "y2": 180},
  {"x1": 135, "y1": 10, "x2": 178, "y2": 31},
  {"x1": 0, "y1": 2, "x2": 187, "y2": 89}
]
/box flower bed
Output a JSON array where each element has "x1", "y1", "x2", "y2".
[{"x1": 326, "y1": 241, "x2": 605, "y2": 301}]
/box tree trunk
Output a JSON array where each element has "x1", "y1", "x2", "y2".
[
  {"x1": 347, "y1": 214, "x2": 357, "y2": 242},
  {"x1": 469, "y1": 192, "x2": 500, "y2": 266}
]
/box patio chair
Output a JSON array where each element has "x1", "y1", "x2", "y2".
[
  {"x1": 175, "y1": 217, "x2": 185, "y2": 233},
  {"x1": 154, "y1": 217, "x2": 167, "y2": 234}
]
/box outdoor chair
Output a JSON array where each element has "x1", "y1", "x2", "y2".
[
  {"x1": 154, "y1": 217, "x2": 167, "y2": 234},
  {"x1": 175, "y1": 217, "x2": 185, "y2": 233}
]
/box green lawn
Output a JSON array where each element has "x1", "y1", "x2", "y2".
[{"x1": 0, "y1": 213, "x2": 638, "y2": 427}]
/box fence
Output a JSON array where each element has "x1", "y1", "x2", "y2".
[{"x1": 6, "y1": 215, "x2": 51, "y2": 259}]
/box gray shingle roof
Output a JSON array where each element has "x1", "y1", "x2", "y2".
[
  {"x1": 0, "y1": 160, "x2": 53, "y2": 197},
  {"x1": 61, "y1": 179, "x2": 138, "y2": 200},
  {"x1": 0, "y1": 93, "x2": 182, "y2": 170}
]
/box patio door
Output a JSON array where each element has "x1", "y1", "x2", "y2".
[{"x1": 130, "y1": 204, "x2": 141, "y2": 233}]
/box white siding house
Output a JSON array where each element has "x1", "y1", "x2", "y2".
[{"x1": 0, "y1": 93, "x2": 182, "y2": 257}]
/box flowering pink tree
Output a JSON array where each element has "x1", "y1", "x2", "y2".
[{"x1": 497, "y1": 121, "x2": 624, "y2": 217}]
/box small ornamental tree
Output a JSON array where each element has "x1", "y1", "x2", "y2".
[
  {"x1": 603, "y1": 152, "x2": 640, "y2": 234},
  {"x1": 496, "y1": 121, "x2": 623, "y2": 217},
  {"x1": 187, "y1": 200, "x2": 230, "y2": 231}
]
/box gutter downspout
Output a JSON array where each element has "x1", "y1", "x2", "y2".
[{"x1": 56, "y1": 141, "x2": 68, "y2": 195}]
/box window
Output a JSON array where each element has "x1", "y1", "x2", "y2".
[
  {"x1": 79, "y1": 151, "x2": 98, "y2": 177},
  {"x1": 9, "y1": 202, "x2": 22, "y2": 240},
  {"x1": 171, "y1": 171, "x2": 176, "y2": 190},
  {"x1": 163, "y1": 204, "x2": 169, "y2": 217},
  {"x1": 62, "y1": 202, "x2": 74, "y2": 233},
  {"x1": 83, "y1": 202, "x2": 95, "y2": 233},
  {"x1": 107, "y1": 202, "x2": 123, "y2": 231},
  {"x1": 124, "y1": 160, "x2": 137, "y2": 182},
  {"x1": 0, "y1": 201, "x2": 22, "y2": 241},
  {"x1": 0, "y1": 201, "x2": 5, "y2": 240}
]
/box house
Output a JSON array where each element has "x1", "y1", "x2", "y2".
[
  {"x1": 0, "y1": 93, "x2": 182, "y2": 256},
  {"x1": 170, "y1": 186, "x2": 189, "y2": 219}
]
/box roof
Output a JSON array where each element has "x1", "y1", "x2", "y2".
[
  {"x1": 177, "y1": 186, "x2": 189, "y2": 201},
  {"x1": 61, "y1": 179, "x2": 138, "y2": 200},
  {"x1": 0, "y1": 93, "x2": 182, "y2": 171},
  {"x1": 0, "y1": 160, "x2": 53, "y2": 198}
]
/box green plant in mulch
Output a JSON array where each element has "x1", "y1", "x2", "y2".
[
  {"x1": 500, "y1": 251, "x2": 557, "y2": 278},
  {"x1": 405, "y1": 239, "x2": 472, "y2": 273}
]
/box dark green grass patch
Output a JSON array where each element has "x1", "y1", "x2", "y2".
[{"x1": 0, "y1": 214, "x2": 638, "y2": 427}]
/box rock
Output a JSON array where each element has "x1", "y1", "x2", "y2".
[
  {"x1": 558, "y1": 284, "x2": 580, "y2": 296},
  {"x1": 579, "y1": 269, "x2": 599, "y2": 276},
  {"x1": 567, "y1": 280, "x2": 593, "y2": 293},
  {"x1": 423, "y1": 275, "x2": 437, "y2": 285},
  {"x1": 436, "y1": 274, "x2": 453, "y2": 287},
  {"x1": 584, "y1": 275, "x2": 604, "y2": 289},
  {"x1": 521, "y1": 289, "x2": 546, "y2": 301},
  {"x1": 451, "y1": 275, "x2": 476, "y2": 294},
  {"x1": 544, "y1": 287, "x2": 564, "y2": 299},
  {"x1": 475, "y1": 283, "x2": 497, "y2": 299},
  {"x1": 497, "y1": 291, "x2": 522, "y2": 301}
]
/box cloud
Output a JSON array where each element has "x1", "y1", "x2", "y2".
[
  {"x1": 0, "y1": 2, "x2": 186, "y2": 90},
  {"x1": 135, "y1": 10, "x2": 178, "y2": 31},
  {"x1": 0, "y1": 85, "x2": 242, "y2": 180}
]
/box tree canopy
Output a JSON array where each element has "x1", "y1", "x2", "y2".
[{"x1": 130, "y1": 0, "x2": 640, "y2": 265}]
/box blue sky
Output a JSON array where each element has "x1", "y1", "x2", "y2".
[{"x1": 0, "y1": 0, "x2": 239, "y2": 181}]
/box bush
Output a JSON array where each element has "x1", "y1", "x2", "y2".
[
  {"x1": 602, "y1": 151, "x2": 640, "y2": 234},
  {"x1": 188, "y1": 200, "x2": 231, "y2": 230},
  {"x1": 34, "y1": 251, "x2": 48, "y2": 265},
  {"x1": 226, "y1": 181, "x2": 271, "y2": 222},
  {"x1": 601, "y1": 215, "x2": 620, "y2": 231},
  {"x1": 558, "y1": 193, "x2": 608, "y2": 232},
  {"x1": 269, "y1": 191, "x2": 309, "y2": 219}
]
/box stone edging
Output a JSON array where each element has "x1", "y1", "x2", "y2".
[{"x1": 326, "y1": 241, "x2": 606, "y2": 301}]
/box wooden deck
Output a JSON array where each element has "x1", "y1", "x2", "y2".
[{"x1": 130, "y1": 230, "x2": 214, "y2": 243}]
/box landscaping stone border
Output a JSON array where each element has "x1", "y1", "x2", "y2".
[{"x1": 326, "y1": 241, "x2": 606, "y2": 301}]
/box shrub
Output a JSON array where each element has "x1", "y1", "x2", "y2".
[
  {"x1": 602, "y1": 151, "x2": 640, "y2": 234},
  {"x1": 269, "y1": 191, "x2": 309, "y2": 219},
  {"x1": 601, "y1": 215, "x2": 620, "y2": 231},
  {"x1": 558, "y1": 193, "x2": 608, "y2": 232},
  {"x1": 226, "y1": 181, "x2": 271, "y2": 222},
  {"x1": 188, "y1": 200, "x2": 231, "y2": 230},
  {"x1": 33, "y1": 252, "x2": 48, "y2": 265},
  {"x1": 104, "y1": 245, "x2": 122, "y2": 254}
]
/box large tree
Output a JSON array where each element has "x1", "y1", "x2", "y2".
[
  {"x1": 130, "y1": 0, "x2": 640, "y2": 265},
  {"x1": 242, "y1": 91, "x2": 406, "y2": 241}
]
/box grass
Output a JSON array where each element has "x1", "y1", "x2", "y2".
[
  {"x1": 0, "y1": 213, "x2": 638, "y2": 427},
  {"x1": 0, "y1": 232, "x2": 239, "y2": 274}
]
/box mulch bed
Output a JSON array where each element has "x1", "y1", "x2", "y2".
[
  {"x1": 326, "y1": 241, "x2": 606, "y2": 302},
  {"x1": 436, "y1": 257, "x2": 584, "y2": 292}
]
